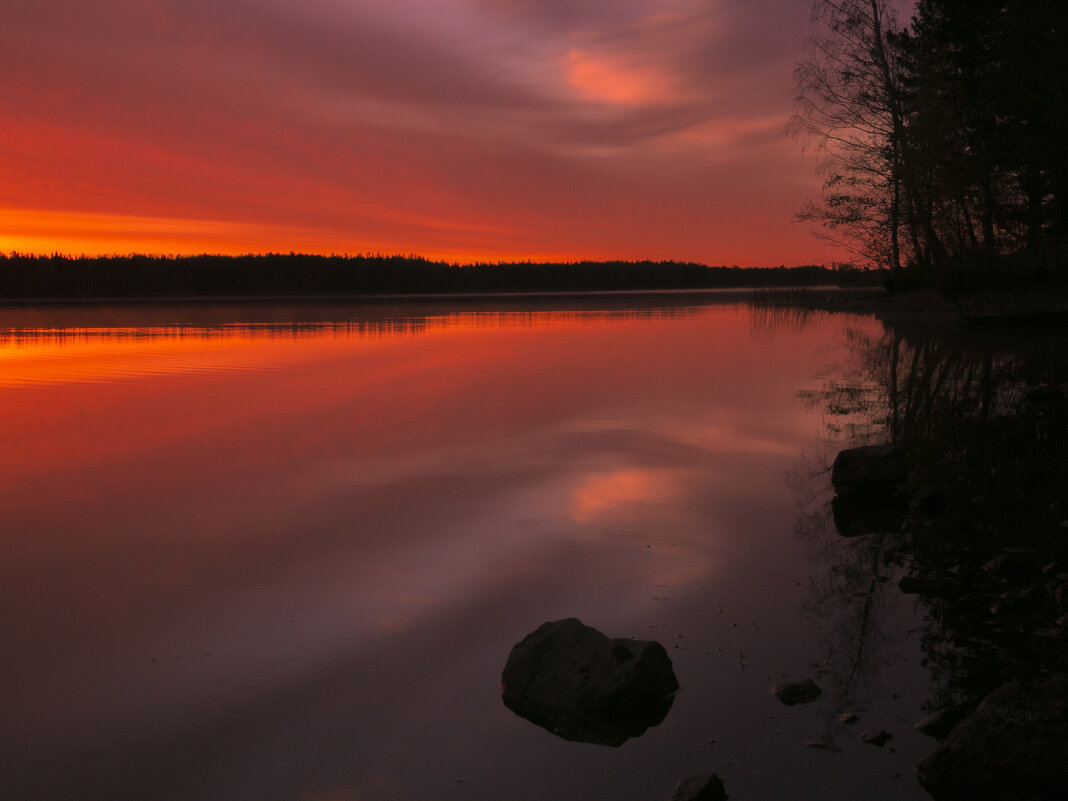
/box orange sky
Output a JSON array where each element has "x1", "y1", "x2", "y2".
[{"x1": 0, "y1": 1, "x2": 854, "y2": 265}]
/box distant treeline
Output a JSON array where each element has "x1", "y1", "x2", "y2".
[{"x1": 0, "y1": 253, "x2": 879, "y2": 300}]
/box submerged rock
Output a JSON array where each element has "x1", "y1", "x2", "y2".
[
  {"x1": 771, "y1": 678, "x2": 822, "y2": 706},
  {"x1": 500, "y1": 618, "x2": 678, "y2": 747},
  {"x1": 667, "y1": 772, "x2": 728, "y2": 801},
  {"x1": 859, "y1": 728, "x2": 893, "y2": 747},
  {"x1": 803, "y1": 739, "x2": 837, "y2": 749},
  {"x1": 831, "y1": 444, "x2": 908, "y2": 491},
  {"x1": 917, "y1": 675, "x2": 1068, "y2": 800},
  {"x1": 914, "y1": 707, "x2": 969, "y2": 739}
]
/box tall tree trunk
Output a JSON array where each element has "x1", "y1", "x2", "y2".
[
  {"x1": 1022, "y1": 165, "x2": 1045, "y2": 263},
  {"x1": 869, "y1": 0, "x2": 907, "y2": 270},
  {"x1": 980, "y1": 173, "x2": 996, "y2": 254},
  {"x1": 957, "y1": 186, "x2": 979, "y2": 252}
]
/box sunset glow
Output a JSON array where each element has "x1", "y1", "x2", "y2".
[
  {"x1": 565, "y1": 50, "x2": 686, "y2": 106},
  {"x1": 1, "y1": 1, "x2": 843, "y2": 265},
  {"x1": 570, "y1": 467, "x2": 685, "y2": 522}
]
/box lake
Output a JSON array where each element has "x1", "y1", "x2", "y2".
[{"x1": 1, "y1": 292, "x2": 1064, "y2": 801}]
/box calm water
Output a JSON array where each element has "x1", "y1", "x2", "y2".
[{"x1": 0, "y1": 293, "x2": 1045, "y2": 801}]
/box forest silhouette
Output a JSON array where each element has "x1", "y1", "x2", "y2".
[
  {"x1": 0, "y1": 253, "x2": 875, "y2": 301},
  {"x1": 793, "y1": 0, "x2": 1067, "y2": 290}
]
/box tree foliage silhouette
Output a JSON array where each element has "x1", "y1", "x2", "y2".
[
  {"x1": 790, "y1": 0, "x2": 911, "y2": 271},
  {"x1": 0, "y1": 253, "x2": 869, "y2": 300},
  {"x1": 793, "y1": 0, "x2": 1068, "y2": 284}
]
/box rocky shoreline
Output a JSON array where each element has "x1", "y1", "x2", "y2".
[
  {"x1": 808, "y1": 284, "x2": 1068, "y2": 323},
  {"x1": 829, "y1": 432, "x2": 1068, "y2": 800}
]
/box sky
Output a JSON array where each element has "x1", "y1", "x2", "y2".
[{"x1": 1, "y1": 0, "x2": 849, "y2": 265}]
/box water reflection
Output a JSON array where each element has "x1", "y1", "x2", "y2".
[
  {"x1": 787, "y1": 452, "x2": 915, "y2": 746},
  {"x1": 796, "y1": 314, "x2": 1068, "y2": 723},
  {"x1": 1, "y1": 296, "x2": 933, "y2": 801},
  {"x1": 0, "y1": 296, "x2": 732, "y2": 387},
  {"x1": 0, "y1": 291, "x2": 740, "y2": 336}
]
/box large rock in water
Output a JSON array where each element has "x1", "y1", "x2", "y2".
[
  {"x1": 500, "y1": 618, "x2": 678, "y2": 746},
  {"x1": 917, "y1": 675, "x2": 1068, "y2": 800},
  {"x1": 831, "y1": 444, "x2": 908, "y2": 491},
  {"x1": 771, "y1": 678, "x2": 822, "y2": 706}
]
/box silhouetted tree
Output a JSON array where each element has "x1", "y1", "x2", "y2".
[
  {"x1": 790, "y1": 0, "x2": 912, "y2": 270},
  {"x1": 905, "y1": 0, "x2": 1068, "y2": 272},
  {"x1": 794, "y1": 0, "x2": 1068, "y2": 283}
]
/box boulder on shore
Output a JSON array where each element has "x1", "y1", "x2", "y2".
[
  {"x1": 917, "y1": 675, "x2": 1068, "y2": 800},
  {"x1": 831, "y1": 444, "x2": 908, "y2": 491},
  {"x1": 500, "y1": 618, "x2": 678, "y2": 747},
  {"x1": 914, "y1": 706, "x2": 969, "y2": 739}
]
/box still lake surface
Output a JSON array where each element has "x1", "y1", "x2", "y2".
[{"x1": 1, "y1": 292, "x2": 1053, "y2": 801}]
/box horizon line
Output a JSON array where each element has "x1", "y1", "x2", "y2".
[{"x1": 1, "y1": 250, "x2": 854, "y2": 271}]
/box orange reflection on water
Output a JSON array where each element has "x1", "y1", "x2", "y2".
[
  {"x1": 0, "y1": 310, "x2": 611, "y2": 388},
  {"x1": 0, "y1": 299, "x2": 896, "y2": 801},
  {"x1": 571, "y1": 467, "x2": 685, "y2": 523}
]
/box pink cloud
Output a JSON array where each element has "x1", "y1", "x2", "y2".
[{"x1": 0, "y1": 0, "x2": 845, "y2": 264}]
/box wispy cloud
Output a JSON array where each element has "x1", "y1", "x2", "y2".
[{"x1": 0, "y1": 0, "x2": 841, "y2": 264}]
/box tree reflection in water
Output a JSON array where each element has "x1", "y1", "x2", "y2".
[{"x1": 787, "y1": 309, "x2": 1068, "y2": 729}]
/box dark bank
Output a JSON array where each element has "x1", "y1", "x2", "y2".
[{"x1": 0, "y1": 253, "x2": 880, "y2": 301}]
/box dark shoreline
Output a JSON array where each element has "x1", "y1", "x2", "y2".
[
  {"x1": 0, "y1": 253, "x2": 880, "y2": 303},
  {"x1": 0, "y1": 285, "x2": 837, "y2": 308},
  {"x1": 760, "y1": 284, "x2": 1068, "y2": 325}
]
